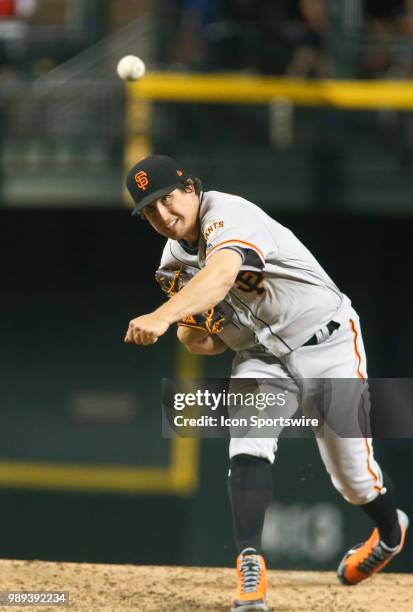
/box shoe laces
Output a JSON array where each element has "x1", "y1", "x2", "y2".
[
  {"x1": 357, "y1": 542, "x2": 394, "y2": 573},
  {"x1": 239, "y1": 555, "x2": 261, "y2": 594}
]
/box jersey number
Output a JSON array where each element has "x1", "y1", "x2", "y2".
[{"x1": 236, "y1": 271, "x2": 266, "y2": 295}]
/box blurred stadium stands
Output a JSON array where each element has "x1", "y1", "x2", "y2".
[{"x1": 0, "y1": 0, "x2": 412, "y2": 208}]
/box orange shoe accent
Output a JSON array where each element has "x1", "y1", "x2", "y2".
[
  {"x1": 231, "y1": 549, "x2": 268, "y2": 611},
  {"x1": 337, "y1": 509, "x2": 409, "y2": 586}
]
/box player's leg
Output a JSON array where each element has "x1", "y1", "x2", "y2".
[
  {"x1": 228, "y1": 350, "x2": 290, "y2": 555},
  {"x1": 228, "y1": 351, "x2": 295, "y2": 611},
  {"x1": 294, "y1": 311, "x2": 408, "y2": 585},
  {"x1": 228, "y1": 383, "x2": 297, "y2": 554},
  {"x1": 229, "y1": 439, "x2": 276, "y2": 551},
  {"x1": 228, "y1": 439, "x2": 274, "y2": 612},
  {"x1": 316, "y1": 434, "x2": 408, "y2": 585}
]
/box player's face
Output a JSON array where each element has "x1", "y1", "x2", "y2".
[{"x1": 142, "y1": 186, "x2": 200, "y2": 243}]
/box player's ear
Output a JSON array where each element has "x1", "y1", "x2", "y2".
[{"x1": 183, "y1": 179, "x2": 195, "y2": 193}]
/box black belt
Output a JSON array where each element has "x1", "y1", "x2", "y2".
[{"x1": 303, "y1": 320, "x2": 340, "y2": 347}]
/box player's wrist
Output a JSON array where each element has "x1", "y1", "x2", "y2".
[{"x1": 153, "y1": 304, "x2": 176, "y2": 326}]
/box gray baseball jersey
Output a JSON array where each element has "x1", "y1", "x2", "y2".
[
  {"x1": 160, "y1": 190, "x2": 349, "y2": 357},
  {"x1": 159, "y1": 189, "x2": 385, "y2": 512}
]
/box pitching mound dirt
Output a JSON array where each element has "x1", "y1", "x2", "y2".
[{"x1": 0, "y1": 559, "x2": 411, "y2": 611}]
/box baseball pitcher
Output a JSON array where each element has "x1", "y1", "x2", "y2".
[{"x1": 124, "y1": 155, "x2": 408, "y2": 612}]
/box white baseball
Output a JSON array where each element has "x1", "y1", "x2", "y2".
[{"x1": 116, "y1": 55, "x2": 146, "y2": 81}]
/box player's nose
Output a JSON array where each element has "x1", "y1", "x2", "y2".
[{"x1": 154, "y1": 203, "x2": 173, "y2": 224}]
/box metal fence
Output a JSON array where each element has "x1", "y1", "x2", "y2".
[
  {"x1": 0, "y1": 14, "x2": 153, "y2": 206},
  {"x1": 0, "y1": 79, "x2": 125, "y2": 205}
]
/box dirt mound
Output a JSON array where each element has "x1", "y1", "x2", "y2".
[{"x1": 0, "y1": 559, "x2": 411, "y2": 611}]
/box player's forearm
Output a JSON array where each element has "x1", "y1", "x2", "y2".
[
  {"x1": 186, "y1": 336, "x2": 228, "y2": 355},
  {"x1": 177, "y1": 326, "x2": 227, "y2": 355},
  {"x1": 154, "y1": 265, "x2": 235, "y2": 325}
]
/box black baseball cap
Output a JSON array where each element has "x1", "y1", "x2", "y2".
[{"x1": 126, "y1": 155, "x2": 188, "y2": 215}]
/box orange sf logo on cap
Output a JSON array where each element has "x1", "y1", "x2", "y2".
[{"x1": 135, "y1": 170, "x2": 149, "y2": 191}]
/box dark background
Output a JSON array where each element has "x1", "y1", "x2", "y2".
[{"x1": 0, "y1": 208, "x2": 411, "y2": 572}]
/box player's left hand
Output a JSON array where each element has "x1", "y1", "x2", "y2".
[{"x1": 124, "y1": 313, "x2": 170, "y2": 345}]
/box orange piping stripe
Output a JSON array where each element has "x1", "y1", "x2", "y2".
[
  {"x1": 350, "y1": 319, "x2": 382, "y2": 491},
  {"x1": 206, "y1": 239, "x2": 265, "y2": 262},
  {"x1": 362, "y1": 404, "x2": 381, "y2": 488},
  {"x1": 349, "y1": 318, "x2": 365, "y2": 380}
]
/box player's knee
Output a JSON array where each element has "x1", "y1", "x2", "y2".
[
  {"x1": 330, "y1": 474, "x2": 381, "y2": 505},
  {"x1": 230, "y1": 454, "x2": 271, "y2": 470},
  {"x1": 229, "y1": 438, "x2": 277, "y2": 464}
]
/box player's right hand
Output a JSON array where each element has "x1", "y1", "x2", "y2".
[{"x1": 124, "y1": 313, "x2": 170, "y2": 346}]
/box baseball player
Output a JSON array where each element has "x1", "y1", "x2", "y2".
[{"x1": 124, "y1": 155, "x2": 408, "y2": 612}]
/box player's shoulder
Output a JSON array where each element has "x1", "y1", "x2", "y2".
[
  {"x1": 200, "y1": 189, "x2": 269, "y2": 226},
  {"x1": 160, "y1": 239, "x2": 199, "y2": 269},
  {"x1": 201, "y1": 189, "x2": 250, "y2": 211}
]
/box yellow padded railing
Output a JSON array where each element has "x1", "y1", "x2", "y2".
[{"x1": 128, "y1": 72, "x2": 413, "y2": 109}]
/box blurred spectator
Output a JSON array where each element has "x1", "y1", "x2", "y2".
[
  {"x1": 399, "y1": 0, "x2": 413, "y2": 35},
  {"x1": 172, "y1": 0, "x2": 207, "y2": 68},
  {"x1": 167, "y1": 0, "x2": 413, "y2": 80},
  {"x1": 169, "y1": 0, "x2": 335, "y2": 77},
  {"x1": 170, "y1": 0, "x2": 294, "y2": 74},
  {"x1": 288, "y1": 0, "x2": 329, "y2": 50},
  {"x1": 286, "y1": 0, "x2": 333, "y2": 78},
  {"x1": 360, "y1": 16, "x2": 397, "y2": 79},
  {"x1": 361, "y1": 0, "x2": 413, "y2": 80},
  {"x1": 203, "y1": 1, "x2": 291, "y2": 74}
]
